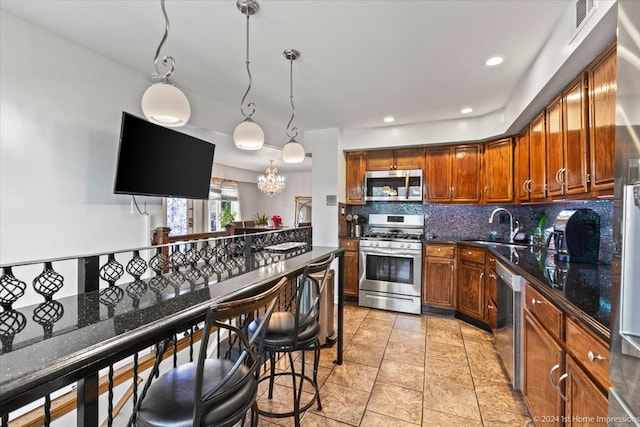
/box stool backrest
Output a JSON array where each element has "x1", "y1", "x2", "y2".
[
  {"x1": 193, "y1": 276, "x2": 288, "y2": 423},
  {"x1": 293, "y1": 253, "x2": 335, "y2": 346}
]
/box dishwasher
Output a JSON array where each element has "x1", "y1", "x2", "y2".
[{"x1": 495, "y1": 260, "x2": 524, "y2": 390}]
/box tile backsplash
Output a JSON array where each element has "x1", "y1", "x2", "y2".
[{"x1": 345, "y1": 199, "x2": 613, "y2": 264}]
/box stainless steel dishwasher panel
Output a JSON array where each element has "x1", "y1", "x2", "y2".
[{"x1": 495, "y1": 260, "x2": 524, "y2": 390}]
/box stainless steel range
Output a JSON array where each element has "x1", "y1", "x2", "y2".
[{"x1": 359, "y1": 214, "x2": 423, "y2": 314}]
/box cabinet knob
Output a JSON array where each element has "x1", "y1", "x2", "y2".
[
  {"x1": 489, "y1": 273, "x2": 496, "y2": 279},
  {"x1": 467, "y1": 251, "x2": 472, "y2": 255},
  {"x1": 437, "y1": 248, "x2": 441, "y2": 252},
  {"x1": 487, "y1": 304, "x2": 495, "y2": 310},
  {"x1": 587, "y1": 351, "x2": 605, "y2": 362},
  {"x1": 531, "y1": 298, "x2": 544, "y2": 305}
]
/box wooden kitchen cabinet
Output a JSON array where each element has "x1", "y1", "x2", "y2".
[
  {"x1": 365, "y1": 147, "x2": 424, "y2": 171},
  {"x1": 523, "y1": 309, "x2": 565, "y2": 427},
  {"x1": 522, "y1": 283, "x2": 610, "y2": 427},
  {"x1": 546, "y1": 75, "x2": 589, "y2": 198},
  {"x1": 456, "y1": 246, "x2": 485, "y2": 320},
  {"x1": 422, "y1": 244, "x2": 456, "y2": 309},
  {"x1": 345, "y1": 151, "x2": 366, "y2": 205},
  {"x1": 483, "y1": 138, "x2": 513, "y2": 203},
  {"x1": 565, "y1": 356, "x2": 609, "y2": 426},
  {"x1": 588, "y1": 42, "x2": 616, "y2": 196},
  {"x1": 485, "y1": 254, "x2": 497, "y2": 331},
  {"x1": 529, "y1": 113, "x2": 548, "y2": 201},
  {"x1": 339, "y1": 238, "x2": 359, "y2": 298},
  {"x1": 425, "y1": 144, "x2": 481, "y2": 203},
  {"x1": 515, "y1": 128, "x2": 531, "y2": 203}
]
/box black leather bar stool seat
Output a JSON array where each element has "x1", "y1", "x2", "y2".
[
  {"x1": 251, "y1": 253, "x2": 334, "y2": 427},
  {"x1": 136, "y1": 359, "x2": 256, "y2": 426},
  {"x1": 134, "y1": 277, "x2": 288, "y2": 427}
]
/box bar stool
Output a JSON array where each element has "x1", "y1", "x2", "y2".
[
  {"x1": 134, "y1": 276, "x2": 288, "y2": 427},
  {"x1": 252, "y1": 253, "x2": 335, "y2": 426}
]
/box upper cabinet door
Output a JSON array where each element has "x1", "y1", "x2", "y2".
[
  {"x1": 345, "y1": 152, "x2": 366, "y2": 204},
  {"x1": 425, "y1": 147, "x2": 452, "y2": 202},
  {"x1": 546, "y1": 96, "x2": 564, "y2": 198},
  {"x1": 562, "y1": 75, "x2": 589, "y2": 195},
  {"x1": 588, "y1": 42, "x2": 616, "y2": 195},
  {"x1": 365, "y1": 148, "x2": 424, "y2": 170},
  {"x1": 365, "y1": 150, "x2": 395, "y2": 171},
  {"x1": 394, "y1": 147, "x2": 424, "y2": 170},
  {"x1": 529, "y1": 113, "x2": 547, "y2": 201},
  {"x1": 515, "y1": 129, "x2": 531, "y2": 203},
  {"x1": 484, "y1": 138, "x2": 513, "y2": 203},
  {"x1": 451, "y1": 144, "x2": 482, "y2": 203}
]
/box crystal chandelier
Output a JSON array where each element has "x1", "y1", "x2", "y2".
[{"x1": 257, "y1": 160, "x2": 285, "y2": 196}]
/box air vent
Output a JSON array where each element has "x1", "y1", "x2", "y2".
[
  {"x1": 570, "y1": 0, "x2": 597, "y2": 44},
  {"x1": 575, "y1": 0, "x2": 596, "y2": 28}
]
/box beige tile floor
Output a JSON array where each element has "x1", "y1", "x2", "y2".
[{"x1": 254, "y1": 303, "x2": 533, "y2": 426}]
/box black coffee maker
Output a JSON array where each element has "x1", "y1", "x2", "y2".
[{"x1": 548, "y1": 209, "x2": 600, "y2": 264}]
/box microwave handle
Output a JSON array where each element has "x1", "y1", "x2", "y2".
[{"x1": 405, "y1": 171, "x2": 410, "y2": 200}]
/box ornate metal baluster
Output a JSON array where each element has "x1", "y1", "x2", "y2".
[
  {"x1": 98, "y1": 255, "x2": 125, "y2": 319},
  {"x1": 32, "y1": 262, "x2": 64, "y2": 302},
  {"x1": 149, "y1": 247, "x2": 169, "y2": 300},
  {"x1": 168, "y1": 244, "x2": 187, "y2": 295},
  {"x1": 32, "y1": 300, "x2": 64, "y2": 339},
  {"x1": 125, "y1": 250, "x2": 149, "y2": 308},
  {"x1": 184, "y1": 242, "x2": 202, "y2": 290},
  {"x1": 173, "y1": 334, "x2": 178, "y2": 368}
]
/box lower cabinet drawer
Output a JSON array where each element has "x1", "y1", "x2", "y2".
[
  {"x1": 458, "y1": 246, "x2": 485, "y2": 264},
  {"x1": 425, "y1": 244, "x2": 455, "y2": 258},
  {"x1": 525, "y1": 283, "x2": 563, "y2": 341},
  {"x1": 566, "y1": 316, "x2": 611, "y2": 390}
]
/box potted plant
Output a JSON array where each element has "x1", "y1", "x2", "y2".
[
  {"x1": 253, "y1": 213, "x2": 269, "y2": 226},
  {"x1": 219, "y1": 202, "x2": 236, "y2": 228}
]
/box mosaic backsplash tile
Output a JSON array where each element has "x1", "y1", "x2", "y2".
[{"x1": 345, "y1": 199, "x2": 613, "y2": 264}]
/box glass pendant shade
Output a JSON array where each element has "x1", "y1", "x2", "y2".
[
  {"x1": 141, "y1": 81, "x2": 191, "y2": 127},
  {"x1": 282, "y1": 139, "x2": 305, "y2": 163},
  {"x1": 233, "y1": 118, "x2": 265, "y2": 150}
]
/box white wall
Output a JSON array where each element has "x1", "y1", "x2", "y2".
[
  {"x1": 305, "y1": 128, "x2": 341, "y2": 248},
  {"x1": 0, "y1": 11, "x2": 310, "y2": 265}
]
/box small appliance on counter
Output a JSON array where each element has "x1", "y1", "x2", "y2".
[{"x1": 548, "y1": 209, "x2": 600, "y2": 264}]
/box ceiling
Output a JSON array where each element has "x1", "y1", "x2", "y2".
[{"x1": 0, "y1": 0, "x2": 572, "y2": 173}]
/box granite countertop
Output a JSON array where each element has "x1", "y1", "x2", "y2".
[
  {"x1": 0, "y1": 246, "x2": 342, "y2": 412},
  {"x1": 425, "y1": 239, "x2": 611, "y2": 341}
]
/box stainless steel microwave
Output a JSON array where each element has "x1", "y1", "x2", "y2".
[{"x1": 364, "y1": 169, "x2": 423, "y2": 201}]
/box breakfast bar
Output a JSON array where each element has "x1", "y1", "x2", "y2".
[{"x1": 0, "y1": 232, "x2": 344, "y2": 426}]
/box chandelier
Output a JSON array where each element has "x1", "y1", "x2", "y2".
[{"x1": 257, "y1": 160, "x2": 285, "y2": 196}]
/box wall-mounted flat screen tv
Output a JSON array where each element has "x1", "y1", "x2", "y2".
[{"x1": 114, "y1": 112, "x2": 215, "y2": 200}]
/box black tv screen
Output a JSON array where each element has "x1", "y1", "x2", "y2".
[{"x1": 114, "y1": 112, "x2": 215, "y2": 200}]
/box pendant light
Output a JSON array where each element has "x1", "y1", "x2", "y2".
[
  {"x1": 233, "y1": 0, "x2": 264, "y2": 150},
  {"x1": 281, "y1": 49, "x2": 305, "y2": 163},
  {"x1": 257, "y1": 160, "x2": 286, "y2": 196},
  {"x1": 141, "y1": 0, "x2": 191, "y2": 127}
]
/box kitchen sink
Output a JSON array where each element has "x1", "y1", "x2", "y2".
[{"x1": 461, "y1": 240, "x2": 529, "y2": 249}]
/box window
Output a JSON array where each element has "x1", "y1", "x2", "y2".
[
  {"x1": 208, "y1": 179, "x2": 240, "y2": 231},
  {"x1": 165, "y1": 179, "x2": 241, "y2": 235}
]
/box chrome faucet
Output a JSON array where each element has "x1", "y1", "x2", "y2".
[{"x1": 488, "y1": 207, "x2": 520, "y2": 243}]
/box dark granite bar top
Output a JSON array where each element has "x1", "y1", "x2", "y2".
[
  {"x1": 425, "y1": 239, "x2": 611, "y2": 341},
  {"x1": 0, "y1": 246, "x2": 342, "y2": 413}
]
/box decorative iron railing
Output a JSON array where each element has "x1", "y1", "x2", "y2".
[{"x1": 0, "y1": 227, "x2": 314, "y2": 426}]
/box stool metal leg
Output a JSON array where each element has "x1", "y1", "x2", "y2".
[{"x1": 313, "y1": 338, "x2": 322, "y2": 410}]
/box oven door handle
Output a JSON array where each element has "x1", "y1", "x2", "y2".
[{"x1": 361, "y1": 248, "x2": 421, "y2": 257}]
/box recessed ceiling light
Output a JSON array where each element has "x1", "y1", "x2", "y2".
[
  {"x1": 485, "y1": 56, "x2": 504, "y2": 67},
  {"x1": 384, "y1": 116, "x2": 395, "y2": 123},
  {"x1": 460, "y1": 108, "x2": 473, "y2": 114}
]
